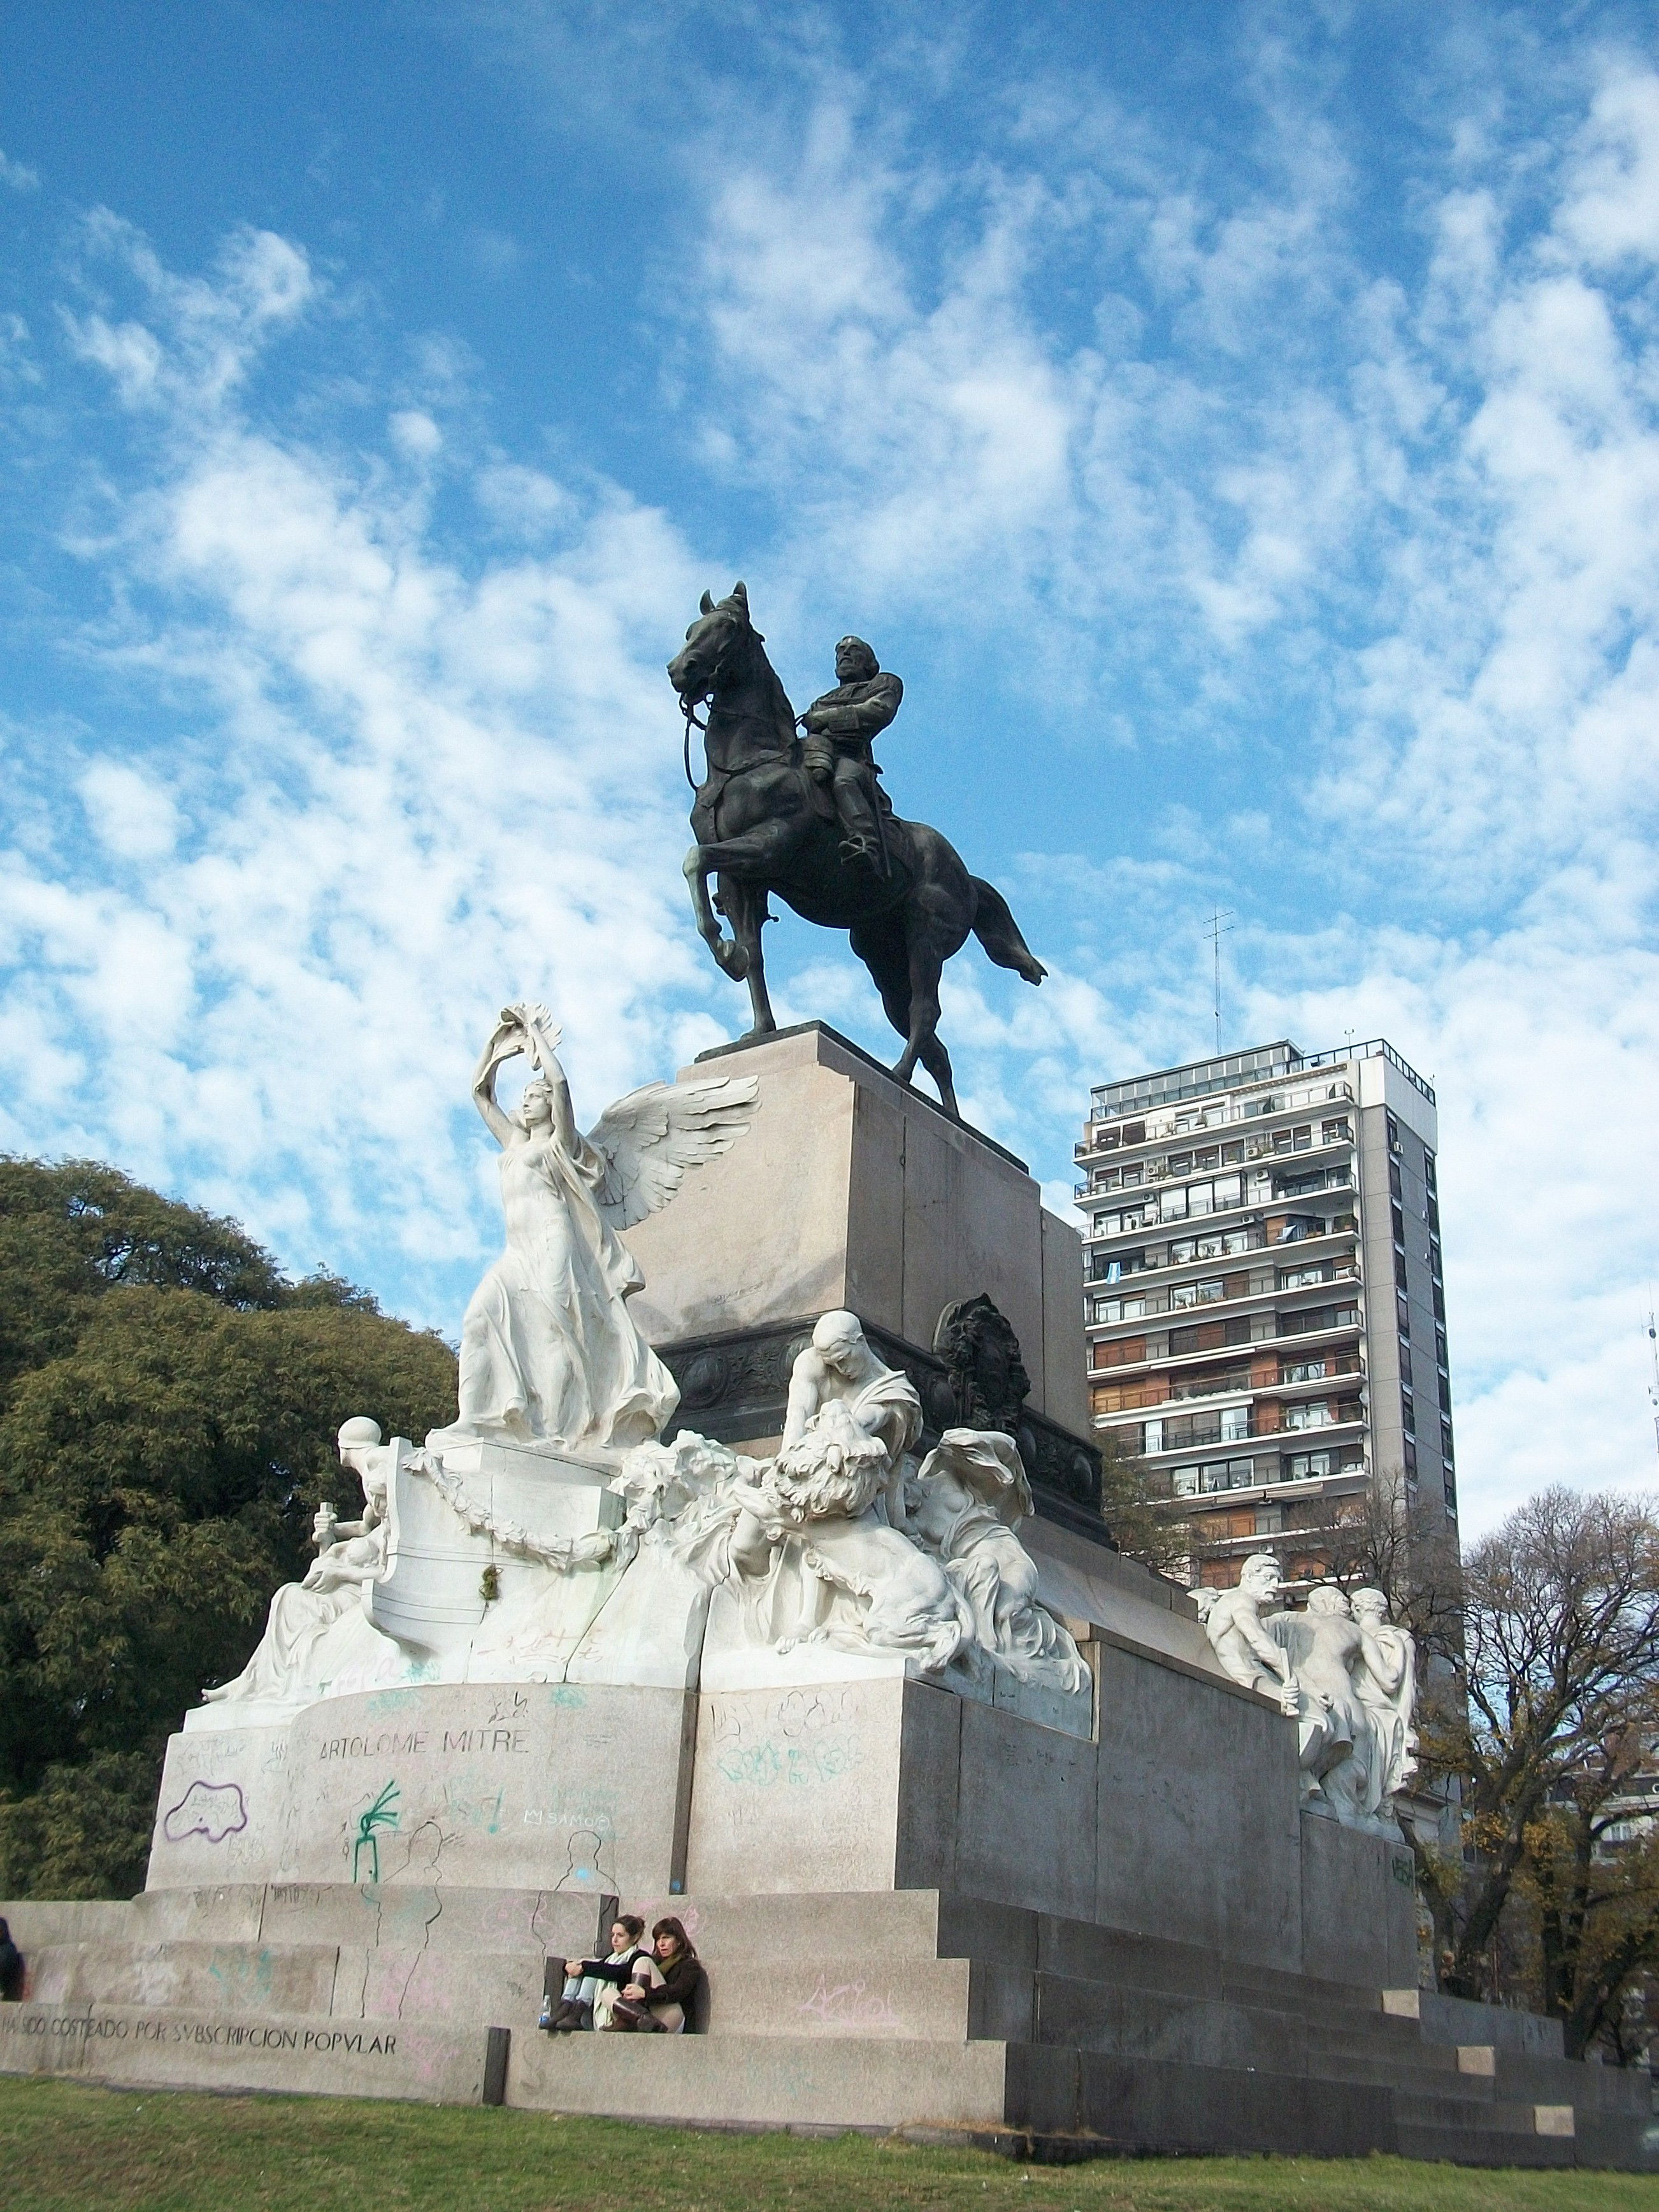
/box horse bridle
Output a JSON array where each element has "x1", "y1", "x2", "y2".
[{"x1": 677, "y1": 629, "x2": 794, "y2": 791}]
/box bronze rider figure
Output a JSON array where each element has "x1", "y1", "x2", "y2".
[{"x1": 798, "y1": 636, "x2": 901, "y2": 869}]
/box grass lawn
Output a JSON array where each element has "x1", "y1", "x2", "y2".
[{"x1": 1, "y1": 2079, "x2": 1656, "y2": 2212}]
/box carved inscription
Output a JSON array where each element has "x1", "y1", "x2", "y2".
[
  {"x1": 319, "y1": 1730, "x2": 429, "y2": 1762},
  {"x1": 0, "y1": 2011, "x2": 399, "y2": 2056},
  {"x1": 314, "y1": 1727, "x2": 528, "y2": 1762},
  {"x1": 440, "y1": 1728, "x2": 528, "y2": 1755}
]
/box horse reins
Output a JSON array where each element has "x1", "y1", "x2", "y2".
[
  {"x1": 680, "y1": 686, "x2": 795, "y2": 793},
  {"x1": 680, "y1": 693, "x2": 708, "y2": 790}
]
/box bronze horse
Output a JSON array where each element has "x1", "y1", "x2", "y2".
[{"x1": 667, "y1": 582, "x2": 1045, "y2": 1118}]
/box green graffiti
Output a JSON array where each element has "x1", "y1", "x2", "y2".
[
  {"x1": 352, "y1": 1780, "x2": 401, "y2": 1883},
  {"x1": 715, "y1": 1738, "x2": 856, "y2": 1789}
]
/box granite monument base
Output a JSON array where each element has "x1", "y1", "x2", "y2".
[{"x1": 6, "y1": 1570, "x2": 1647, "y2": 2162}]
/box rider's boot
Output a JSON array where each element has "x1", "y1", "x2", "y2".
[{"x1": 833, "y1": 764, "x2": 885, "y2": 872}]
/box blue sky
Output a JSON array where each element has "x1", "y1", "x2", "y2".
[{"x1": 3, "y1": 1, "x2": 1658, "y2": 1530}]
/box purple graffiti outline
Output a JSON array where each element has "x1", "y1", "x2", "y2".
[{"x1": 162, "y1": 1779, "x2": 248, "y2": 1844}]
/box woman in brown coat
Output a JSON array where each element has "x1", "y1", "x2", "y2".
[{"x1": 605, "y1": 1916, "x2": 705, "y2": 2034}]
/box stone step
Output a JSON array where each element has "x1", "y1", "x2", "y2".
[
  {"x1": 3, "y1": 1995, "x2": 1639, "y2": 2165},
  {"x1": 60, "y1": 1882, "x2": 607, "y2": 1959},
  {"x1": 1393, "y1": 2122, "x2": 1576, "y2": 2168},
  {"x1": 0, "y1": 1900, "x2": 136, "y2": 1948},
  {"x1": 1029, "y1": 2050, "x2": 1598, "y2": 2165},
  {"x1": 1024, "y1": 2048, "x2": 1398, "y2": 2157},
  {"x1": 1307, "y1": 2047, "x2": 1495, "y2": 2098},
  {"x1": 1391, "y1": 2086, "x2": 1569, "y2": 2135},
  {"x1": 508, "y1": 2026, "x2": 1009, "y2": 2129},
  {"x1": 26, "y1": 1940, "x2": 340, "y2": 2016},
  {"x1": 1492, "y1": 2049, "x2": 1653, "y2": 2115},
  {"x1": 332, "y1": 1944, "x2": 546, "y2": 2027},
  {"x1": 0, "y1": 2000, "x2": 492, "y2": 2104},
  {"x1": 702, "y1": 1953, "x2": 973, "y2": 2041},
  {"x1": 657, "y1": 1889, "x2": 946, "y2": 1962},
  {"x1": 984, "y1": 1908, "x2": 1379, "y2": 2009},
  {"x1": 1574, "y1": 2109, "x2": 1659, "y2": 2169},
  {"x1": 1314, "y1": 2015, "x2": 1461, "y2": 2057},
  {"x1": 1030, "y1": 1970, "x2": 1442, "y2": 2071},
  {"x1": 27, "y1": 1937, "x2": 562, "y2": 2033},
  {"x1": 258, "y1": 1883, "x2": 607, "y2": 1958}
]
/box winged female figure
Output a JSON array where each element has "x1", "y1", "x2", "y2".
[{"x1": 428, "y1": 1003, "x2": 756, "y2": 1458}]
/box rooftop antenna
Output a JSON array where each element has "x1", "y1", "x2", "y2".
[{"x1": 1203, "y1": 908, "x2": 1235, "y2": 1054}]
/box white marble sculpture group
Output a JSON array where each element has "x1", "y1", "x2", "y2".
[
  {"x1": 1195, "y1": 1551, "x2": 1419, "y2": 1835},
  {"x1": 201, "y1": 1007, "x2": 1419, "y2": 1813},
  {"x1": 201, "y1": 1005, "x2": 1089, "y2": 1734}
]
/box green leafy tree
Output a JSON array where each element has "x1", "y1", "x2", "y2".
[
  {"x1": 0, "y1": 1158, "x2": 457, "y2": 1899},
  {"x1": 1098, "y1": 1427, "x2": 1191, "y2": 1579}
]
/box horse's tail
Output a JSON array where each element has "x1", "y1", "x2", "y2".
[{"x1": 970, "y1": 877, "x2": 1047, "y2": 986}]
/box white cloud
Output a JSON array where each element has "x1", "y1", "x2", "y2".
[
  {"x1": 655, "y1": 46, "x2": 1659, "y2": 1530},
  {"x1": 61, "y1": 216, "x2": 315, "y2": 412},
  {"x1": 2, "y1": 218, "x2": 717, "y2": 1323},
  {"x1": 0, "y1": 150, "x2": 40, "y2": 192},
  {"x1": 78, "y1": 761, "x2": 181, "y2": 860},
  {"x1": 389, "y1": 409, "x2": 442, "y2": 461}
]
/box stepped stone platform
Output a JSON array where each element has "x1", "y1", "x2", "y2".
[
  {"x1": 6, "y1": 1022, "x2": 1653, "y2": 2169},
  {"x1": 3, "y1": 1880, "x2": 1653, "y2": 2167}
]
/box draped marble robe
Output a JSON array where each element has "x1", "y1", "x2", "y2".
[{"x1": 437, "y1": 1120, "x2": 678, "y2": 1455}]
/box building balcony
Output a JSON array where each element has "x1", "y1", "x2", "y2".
[
  {"x1": 1088, "y1": 1282, "x2": 1363, "y2": 1335},
  {"x1": 1075, "y1": 1146, "x2": 1354, "y2": 1203},
  {"x1": 1079, "y1": 1070, "x2": 1362, "y2": 1149},
  {"x1": 1088, "y1": 1243, "x2": 1359, "y2": 1292},
  {"x1": 1157, "y1": 1452, "x2": 1369, "y2": 1505},
  {"x1": 1100, "y1": 1398, "x2": 1367, "y2": 1454},
  {"x1": 1082, "y1": 1188, "x2": 1359, "y2": 1249},
  {"x1": 1184, "y1": 1510, "x2": 1365, "y2": 1555},
  {"x1": 1085, "y1": 1036, "x2": 1426, "y2": 1126},
  {"x1": 1088, "y1": 1346, "x2": 1363, "y2": 1397}
]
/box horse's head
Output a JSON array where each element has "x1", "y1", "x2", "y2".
[{"x1": 667, "y1": 580, "x2": 758, "y2": 707}]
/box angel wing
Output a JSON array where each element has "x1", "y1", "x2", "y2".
[{"x1": 585, "y1": 1075, "x2": 759, "y2": 1230}]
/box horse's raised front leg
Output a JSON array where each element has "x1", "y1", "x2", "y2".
[
  {"x1": 684, "y1": 821, "x2": 799, "y2": 996},
  {"x1": 684, "y1": 845, "x2": 749, "y2": 979}
]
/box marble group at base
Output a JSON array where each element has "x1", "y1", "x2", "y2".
[
  {"x1": 1196, "y1": 1552, "x2": 1419, "y2": 1839},
  {"x1": 194, "y1": 1303, "x2": 1093, "y2": 1745},
  {"x1": 187, "y1": 1006, "x2": 1421, "y2": 1855}
]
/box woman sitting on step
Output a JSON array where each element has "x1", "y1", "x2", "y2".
[
  {"x1": 604, "y1": 1916, "x2": 705, "y2": 2034},
  {"x1": 546, "y1": 1914, "x2": 652, "y2": 2032}
]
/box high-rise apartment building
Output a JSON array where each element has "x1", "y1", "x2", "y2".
[{"x1": 1075, "y1": 1038, "x2": 1455, "y2": 1586}]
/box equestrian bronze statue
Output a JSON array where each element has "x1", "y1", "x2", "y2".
[{"x1": 667, "y1": 582, "x2": 1045, "y2": 1120}]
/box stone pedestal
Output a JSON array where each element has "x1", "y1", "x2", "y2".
[
  {"x1": 623, "y1": 1023, "x2": 1101, "y2": 1523},
  {"x1": 150, "y1": 1681, "x2": 696, "y2": 1899}
]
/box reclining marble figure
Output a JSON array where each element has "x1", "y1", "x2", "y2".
[
  {"x1": 1196, "y1": 1551, "x2": 1419, "y2": 1835},
  {"x1": 905, "y1": 1428, "x2": 1089, "y2": 1694}
]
